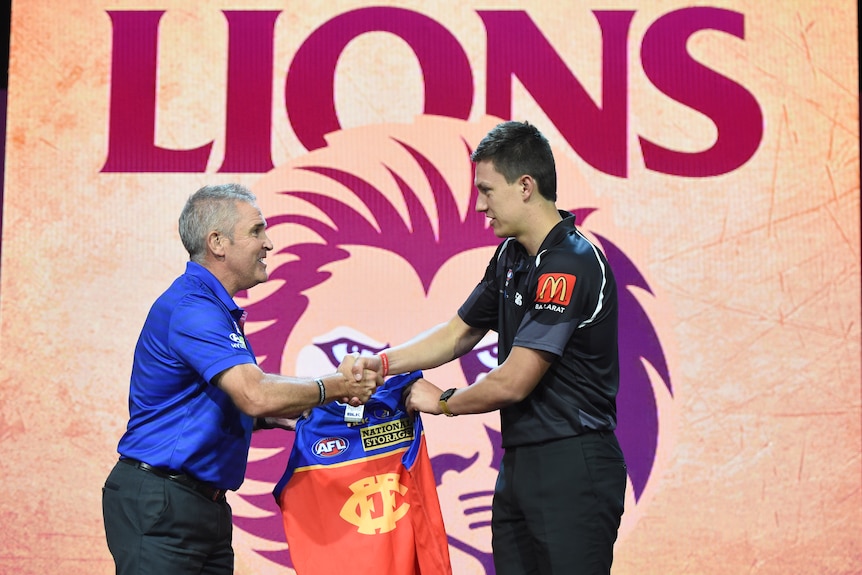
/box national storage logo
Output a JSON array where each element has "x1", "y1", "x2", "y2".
[{"x1": 360, "y1": 418, "x2": 414, "y2": 451}]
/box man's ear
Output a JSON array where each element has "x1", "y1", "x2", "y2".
[
  {"x1": 520, "y1": 175, "x2": 535, "y2": 199},
  {"x1": 207, "y1": 231, "x2": 225, "y2": 258}
]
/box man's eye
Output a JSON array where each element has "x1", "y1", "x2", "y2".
[
  {"x1": 314, "y1": 337, "x2": 388, "y2": 365},
  {"x1": 458, "y1": 342, "x2": 498, "y2": 385}
]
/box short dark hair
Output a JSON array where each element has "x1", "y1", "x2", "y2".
[{"x1": 470, "y1": 121, "x2": 557, "y2": 201}]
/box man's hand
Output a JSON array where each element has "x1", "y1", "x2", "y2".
[
  {"x1": 337, "y1": 354, "x2": 382, "y2": 406},
  {"x1": 348, "y1": 354, "x2": 383, "y2": 382},
  {"x1": 404, "y1": 378, "x2": 445, "y2": 416}
]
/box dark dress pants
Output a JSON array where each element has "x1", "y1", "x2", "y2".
[
  {"x1": 492, "y1": 431, "x2": 627, "y2": 575},
  {"x1": 102, "y1": 460, "x2": 234, "y2": 575}
]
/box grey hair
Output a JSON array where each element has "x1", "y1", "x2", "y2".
[{"x1": 179, "y1": 183, "x2": 258, "y2": 263}]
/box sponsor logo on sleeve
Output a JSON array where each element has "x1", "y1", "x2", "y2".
[
  {"x1": 535, "y1": 273, "x2": 576, "y2": 310},
  {"x1": 229, "y1": 332, "x2": 248, "y2": 350}
]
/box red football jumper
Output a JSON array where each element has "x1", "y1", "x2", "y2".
[{"x1": 273, "y1": 372, "x2": 452, "y2": 575}]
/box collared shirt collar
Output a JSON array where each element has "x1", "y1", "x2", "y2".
[
  {"x1": 535, "y1": 210, "x2": 576, "y2": 254},
  {"x1": 185, "y1": 261, "x2": 243, "y2": 316}
]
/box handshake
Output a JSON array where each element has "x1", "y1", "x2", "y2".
[
  {"x1": 334, "y1": 352, "x2": 386, "y2": 406},
  {"x1": 336, "y1": 352, "x2": 449, "y2": 417}
]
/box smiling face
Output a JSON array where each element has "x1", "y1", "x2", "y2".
[
  {"x1": 473, "y1": 159, "x2": 526, "y2": 241},
  {"x1": 221, "y1": 201, "x2": 273, "y2": 295}
]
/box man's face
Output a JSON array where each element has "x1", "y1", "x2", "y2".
[
  {"x1": 474, "y1": 159, "x2": 524, "y2": 240},
  {"x1": 223, "y1": 201, "x2": 273, "y2": 293}
]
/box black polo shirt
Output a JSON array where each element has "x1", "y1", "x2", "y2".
[{"x1": 458, "y1": 212, "x2": 619, "y2": 448}]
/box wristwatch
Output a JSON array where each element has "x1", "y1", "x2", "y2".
[{"x1": 439, "y1": 388, "x2": 457, "y2": 417}]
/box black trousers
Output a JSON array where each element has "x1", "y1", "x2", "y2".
[
  {"x1": 102, "y1": 460, "x2": 234, "y2": 575},
  {"x1": 491, "y1": 432, "x2": 627, "y2": 575}
]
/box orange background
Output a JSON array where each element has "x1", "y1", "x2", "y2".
[{"x1": 1, "y1": 1, "x2": 859, "y2": 574}]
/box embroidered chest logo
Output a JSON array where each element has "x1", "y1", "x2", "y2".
[
  {"x1": 536, "y1": 273, "x2": 576, "y2": 306},
  {"x1": 228, "y1": 332, "x2": 247, "y2": 350},
  {"x1": 339, "y1": 473, "x2": 410, "y2": 534}
]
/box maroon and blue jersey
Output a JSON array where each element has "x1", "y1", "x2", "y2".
[{"x1": 274, "y1": 372, "x2": 451, "y2": 575}]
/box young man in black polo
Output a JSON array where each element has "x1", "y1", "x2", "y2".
[{"x1": 353, "y1": 121, "x2": 627, "y2": 575}]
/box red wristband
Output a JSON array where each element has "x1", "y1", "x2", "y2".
[{"x1": 379, "y1": 352, "x2": 389, "y2": 377}]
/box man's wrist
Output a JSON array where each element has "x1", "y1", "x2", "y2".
[
  {"x1": 439, "y1": 388, "x2": 457, "y2": 417},
  {"x1": 316, "y1": 373, "x2": 347, "y2": 404},
  {"x1": 314, "y1": 377, "x2": 326, "y2": 405},
  {"x1": 379, "y1": 351, "x2": 390, "y2": 377}
]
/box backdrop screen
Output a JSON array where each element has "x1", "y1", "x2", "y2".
[{"x1": 1, "y1": 2, "x2": 859, "y2": 574}]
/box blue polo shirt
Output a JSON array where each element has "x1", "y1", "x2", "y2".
[{"x1": 117, "y1": 262, "x2": 256, "y2": 490}]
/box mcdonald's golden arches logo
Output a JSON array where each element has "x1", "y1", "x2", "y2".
[{"x1": 535, "y1": 273, "x2": 577, "y2": 306}]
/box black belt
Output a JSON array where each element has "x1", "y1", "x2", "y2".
[{"x1": 120, "y1": 458, "x2": 226, "y2": 502}]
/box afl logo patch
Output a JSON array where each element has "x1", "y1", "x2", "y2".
[{"x1": 313, "y1": 437, "x2": 349, "y2": 458}]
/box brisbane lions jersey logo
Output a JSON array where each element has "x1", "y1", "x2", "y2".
[{"x1": 230, "y1": 116, "x2": 674, "y2": 574}]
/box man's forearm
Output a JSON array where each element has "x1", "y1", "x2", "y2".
[{"x1": 385, "y1": 317, "x2": 485, "y2": 375}]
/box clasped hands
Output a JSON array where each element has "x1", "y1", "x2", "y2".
[
  {"x1": 342, "y1": 354, "x2": 445, "y2": 416},
  {"x1": 336, "y1": 353, "x2": 384, "y2": 406}
]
